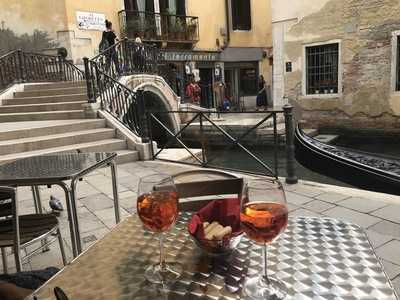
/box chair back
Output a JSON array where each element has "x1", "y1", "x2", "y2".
[
  {"x1": 173, "y1": 169, "x2": 243, "y2": 212},
  {"x1": 0, "y1": 187, "x2": 20, "y2": 252}
]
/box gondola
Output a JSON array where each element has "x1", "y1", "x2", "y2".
[{"x1": 295, "y1": 126, "x2": 400, "y2": 195}]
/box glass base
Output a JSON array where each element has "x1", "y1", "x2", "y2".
[
  {"x1": 242, "y1": 275, "x2": 287, "y2": 300},
  {"x1": 144, "y1": 262, "x2": 183, "y2": 285}
]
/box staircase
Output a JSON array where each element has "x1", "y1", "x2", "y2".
[{"x1": 0, "y1": 81, "x2": 139, "y2": 164}]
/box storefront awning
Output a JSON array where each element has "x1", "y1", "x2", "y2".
[{"x1": 220, "y1": 47, "x2": 264, "y2": 62}]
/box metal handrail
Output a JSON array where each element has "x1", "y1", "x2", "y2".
[
  {"x1": 0, "y1": 50, "x2": 85, "y2": 92},
  {"x1": 146, "y1": 110, "x2": 290, "y2": 178}
]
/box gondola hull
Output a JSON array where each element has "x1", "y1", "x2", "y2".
[{"x1": 295, "y1": 126, "x2": 400, "y2": 196}]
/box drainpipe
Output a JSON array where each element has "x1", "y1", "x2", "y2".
[{"x1": 224, "y1": 0, "x2": 231, "y2": 47}]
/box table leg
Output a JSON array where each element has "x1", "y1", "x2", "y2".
[
  {"x1": 31, "y1": 186, "x2": 40, "y2": 214},
  {"x1": 70, "y1": 179, "x2": 82, "y2": 254},
  {"x1": 58, "y1": 183, "x2": 78, "y2": 258},
  {"x1": 110, "y1": 161, "x2": 120, "y2": 224},
  {"x1": 32, "y1": 186, "x2": 49, "y2": 252}
]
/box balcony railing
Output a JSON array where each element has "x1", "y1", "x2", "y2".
[{"x1": 118, "y1": 10, "x2": 199, "y2": 44}]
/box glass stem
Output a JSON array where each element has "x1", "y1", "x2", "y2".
[
  {"x1": 159, "y1": 233, "x2": 166, "y2": 272},
  {"x1": 263, "y1": 243, "x2": 270, "y2": 284}
]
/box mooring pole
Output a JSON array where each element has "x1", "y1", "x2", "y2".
[{"x1": 283, "y1": 104, "x2": 298, "y2": 184}]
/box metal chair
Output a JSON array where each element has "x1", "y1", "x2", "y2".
[
  {"x1": 0, "y1": 186, "x2": 67, "y2": 273},
  {"x1": 173, "y1": 169, "x2": 244, "y2": 212}
]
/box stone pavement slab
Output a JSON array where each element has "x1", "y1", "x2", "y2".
[
  {"x1": 323, "y1": 206, "x2": 382, "y2": 228},
  {"x1": 381, "y1": 260, "x2": 400, "y2": 280},
  {"x1": 314, "y1": 192, "x2": 350, "y2": 203},
  {"x1": 369, "y1": 221, "x2": 400, "y2": 239},
  {"x1": 376, "y1": 240, "x2": 400, "y2": 266},
  {"x1": 337, "y1": 197, "x2": 388, "y2": 213},
  {"x1": 302, "y1": 200, "x2": 336, "y2": 213},
  {"x1": 371, "y1": 205, "x2": 400, "y2": 224}
]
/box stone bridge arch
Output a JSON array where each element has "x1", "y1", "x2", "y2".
[{"x1": 120, "y1": 75, "x2": 180, "y2": 145}]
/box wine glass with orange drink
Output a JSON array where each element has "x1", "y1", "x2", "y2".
[
  {"x1": 137, "y1": 174, "x2": 182, "y2": 284},
  {"x1": 240, "y1": 178, "x2": 289, "y2": 299}
]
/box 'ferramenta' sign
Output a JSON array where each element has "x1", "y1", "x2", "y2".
[{"x1": 161, "y1": 51, "x2": 220, "y2": 62}]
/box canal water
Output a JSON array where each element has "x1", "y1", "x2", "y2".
[
  {"x1": 207, "y1": 136, "x2": 400, "y2": 187},
  {"x1": 207, "y1": 146, "x2": 351, "y2": 187}
]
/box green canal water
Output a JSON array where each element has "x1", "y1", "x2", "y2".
[{"x1": 206, "y1": 136, "x2": 400, "y2": 187}]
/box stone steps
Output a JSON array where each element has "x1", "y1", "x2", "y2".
[
  {"x1": 2, "y1": 94, "x2": 88, "y2": 105},
  {"x1": 0, "y1": 110, "x2": 85, "y2": 122},
  {"x1": 0, "y1": 119, "x2": 106, "y2": 141},
  {"x1": 0, "y1": 81, "x2": 140, "y2": 164},
  {"x1": 24, "y1": 81, "x2": 86, "y2": 91},
  {"x1": 15, "y1": 86, "x2": 87, "y2": 98},
  {"x1": 0, "y1": 101, "x2": 86, "y2": 113},
  {"x1": 0, "y1": 139, "x2": 139, "y2": 165},
  {"x1": 0, "y1": 128, "x2": 116, "y2": 155}
]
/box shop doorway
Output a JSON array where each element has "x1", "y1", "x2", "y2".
[
  {"x1": 199, "y1": 68, "x2": 214, "y2": 108},
  {"x1": 224, "y1": 69, "x2": 239, "y2": 109}
]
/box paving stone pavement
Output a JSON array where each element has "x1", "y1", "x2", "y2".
[{"x1": 0, "y1": 160, "x2": 399, "y2": 297}]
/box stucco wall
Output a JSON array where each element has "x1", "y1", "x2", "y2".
[
  {"x1": 64, "y1": 0, "x2": 123, "y2": 63},
  {"x1": 0, "y1": 0, "x2": 68, "y2": 37},
  {"x1": 0, "y1": 0, "x2": 123, "y2": 63},
  {"x1": 188, "y1": 0, "x2": 272, "y2": 50},
  {"x1": 272, "y1": 0, "x2": 400, "y2": 129}
]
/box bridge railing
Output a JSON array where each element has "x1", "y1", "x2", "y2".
[
  {"x1": 84, "y1": 38, "x2": 164, "y2": 137},
  {"x1": 144, "y1": 107, "x2": 298, "y2": 181},
  {"x1": 0, "y1": 50, "x2": 84, "y2": 92}
]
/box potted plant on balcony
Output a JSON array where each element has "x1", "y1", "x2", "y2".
[
  {"x1": 174, "y1": 18, "x2": 186, "y2": 41},
  {"x1": 144, "y1": 18, "x2": 156, "y2": 40},
  {"x1": 127, "y1": 18, "x2": 145, "y2": 40},
  {"x1": 187, "y1": 19, "x2": 197, "y2": 41}
]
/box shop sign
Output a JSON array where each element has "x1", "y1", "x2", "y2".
[
  {"x1": 77, "y1": 11, "x2": 106, "y2": 31},
  {"x1": 162, "y1": 51, "x2": 220, "y2": 62}
]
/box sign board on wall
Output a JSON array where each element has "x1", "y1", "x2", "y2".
[
  {"x1": 76, "y1": 11, "x2": 106, "y2": 31},
  {"x1": 161, "y1": 51, "x2": 221, "y2": 62}
]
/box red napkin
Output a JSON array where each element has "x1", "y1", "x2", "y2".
[{"x1": 188, "y1": 198, "x2": 242, "y2": 239}]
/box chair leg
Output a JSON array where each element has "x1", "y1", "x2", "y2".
[
  {"x1": 13, "y1": 245, "x2": 22, "y2": 272},
  {"x1": 57, "y1": 228, "x2": 67, "y2": 266},
  {"x1": 1, "y1": 248, "x2": 8, "y2": 274}
]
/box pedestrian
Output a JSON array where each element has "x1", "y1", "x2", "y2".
[
  {"x1": 256, "y1": 75, "x2": 267, "y2": 110},
  {"x1": 101, "y1": 20, "x2": 120, "y2": 75},
  {"x1": 223, "y1": 96, "x2": 232, "y2": 111},
  {"x1": 186, "y1": 74, "x2": 201, "y2": 105}
]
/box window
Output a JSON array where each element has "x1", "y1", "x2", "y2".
[
  {"x1": 240, "y1": 68, "x2": 257, "y2": 95},
  {"x1": 396, "y1": 36, "x2": 400, "y2": 91},
  {"x1": 306, "y1": 43, "x2": 339, "y2": 95},
  {"x1": 231, "y1": 0, "x2": 251, "y2": 31}
]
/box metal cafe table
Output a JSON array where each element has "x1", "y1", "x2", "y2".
[
  {"x1": 0, "y1": 152, "x2": 120, "y2": 258},
  {"x1": 31, "y1": 213, "x2": 398, "y2": 299}
]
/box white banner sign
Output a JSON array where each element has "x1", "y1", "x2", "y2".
[{"x1": 76, "y1": 11, "x2": 106, "y2": 31}]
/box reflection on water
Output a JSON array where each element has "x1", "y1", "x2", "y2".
[{"x1": 205, "y1": 146, "x2": 352, "y2": 187}]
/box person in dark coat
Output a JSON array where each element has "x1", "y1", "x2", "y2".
[
  {"x1": 256, "y1": 75, "x2": 268, "y2": 110},
  {"x1": 102, "y1": 20, "x2": 120, "y2": 75}
]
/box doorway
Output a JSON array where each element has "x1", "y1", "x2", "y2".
[
  {"x1": 199, "y1": 68, "x2": 214, "y2": 108},
  {"x1": 224, "y1": 69, "x2": 239, "y2": 109}
]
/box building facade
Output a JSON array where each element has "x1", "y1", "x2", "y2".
[
  {"x1": 272, "y1": 0, "x2": 400, "y2": 129},
  {"x1": 120, "y1": 0, "x2": 273, "y2": 109},
  {"x1": 0, "y1": 0, "x2": 123, "y2": 63},
  {"x1": 1, "y1": 0, "x2": 273, "y2": 110}
]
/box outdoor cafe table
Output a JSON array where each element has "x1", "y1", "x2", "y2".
[
  {"x1": 0, "y1": 152, "x2": 120, "y2": 258},
  {"x1": 31, "y1": 212, "x2": 398, "y2": 300}
]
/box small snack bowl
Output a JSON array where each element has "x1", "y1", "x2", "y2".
[
  {"x1": 192, "y1": 228, "x2": 242, "y2": 256},
  {"x1": 188, "y1": 198, "x2": 243, "y2": 256}
]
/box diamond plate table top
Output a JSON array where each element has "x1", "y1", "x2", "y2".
[
  {"x1": 32, "y1": 213, "x2": 397, "y2": 300},
  {"x1": 0, "y1": 153, "x2": 116, "y2": 184}
]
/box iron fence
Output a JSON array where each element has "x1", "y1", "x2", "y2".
[
  {"x1": 119, "y1": 10, "x2": 199, "y2": 43},
  {"x1": 0, "y1": 50, "x2": 84, "y2": 92},
  {"x1": 145, "y1": 108, "x2": 297, "y2": 181}
]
